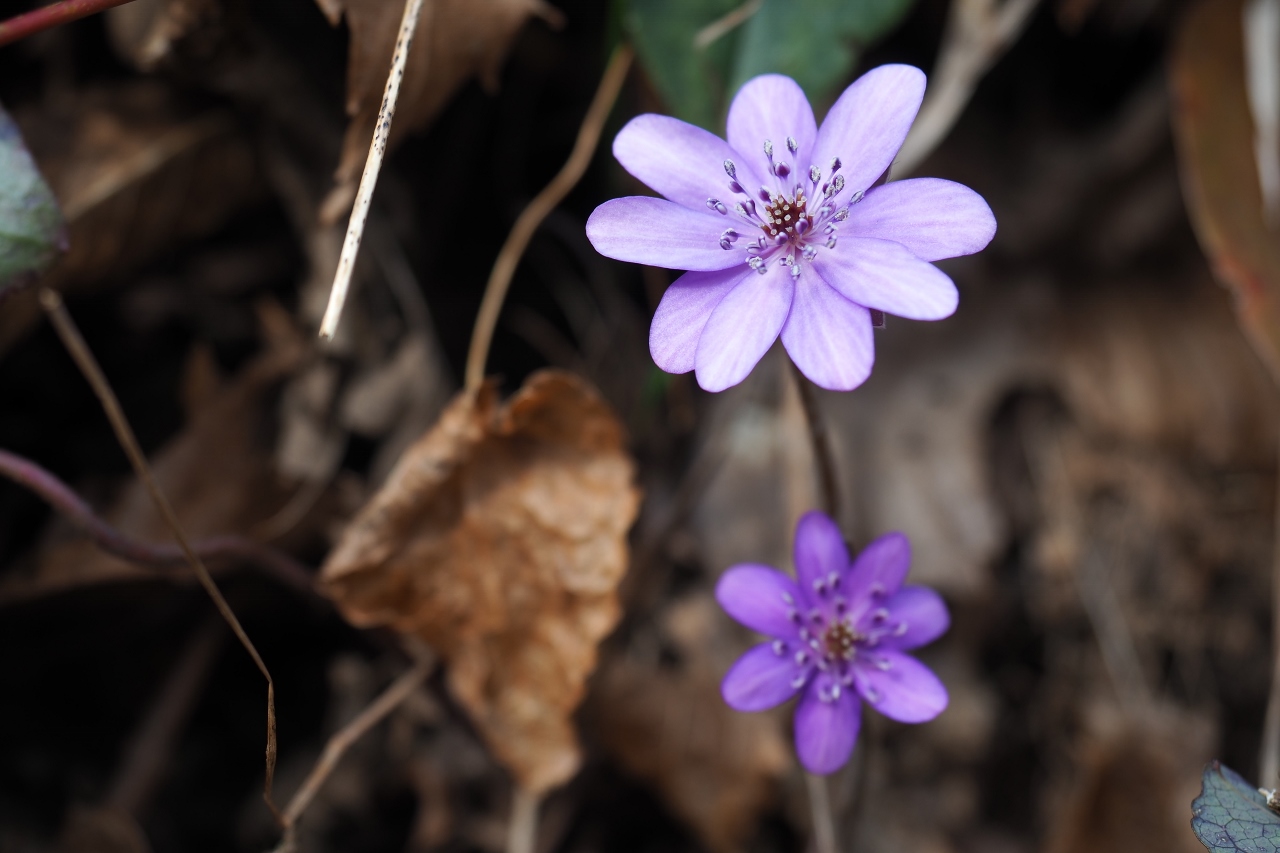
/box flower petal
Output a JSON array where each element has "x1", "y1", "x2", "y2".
[
  {"x1": 879, "y1": 586, "x2": 950, "y2": 651},
  {"x1": 846, "y1": 531, "x2": 911, "y2": 613},
  {"x1": 727, "y1": 75, "x2": 818, "y2": 185},
  {"x1": 650, "y1": 266, "x2": 751, "y2": 374},
  {"x1": 855, "y1": 650, "x2": 947, "y2": 723},
  {"x1": 793, "y1": 510, "x2": 851, "y2": 609},
  {"x1": 722, "y1": 642, "x2": 805, "y2": 711},
  {"x1": 794, "y1": 673, "x2": 861, "y2": 774},
  {"x1": 613, "y1": 113, "x2": 764, "y2": 211},
  {"x1": 812, "y1": 64, "x2": 926, "y2": 195},
  {"x1": 848, "y1": 178, "x2": 996, "y2": 262},
  {"x1": 586, "y1": 196, "x2": 743, "y2": 271},
  {"x1": 694, "y1": 261, "x2": 794, "y2": 391},
  {"x1": 780, "y1": 275, "x2": 875, "y2": 391},
  {"x1": 813, "y1": 237, "x2": 958, "y2": 321},
  {"x1": 716, "y1": 564, "x2": 805, "y2": 638}
]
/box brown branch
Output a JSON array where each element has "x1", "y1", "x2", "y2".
[
  {"x1": 0, "y1": 0, "x2": 137, "y2": 47},
  {"x1": 39, "y1": 288, "x2": 284, "y2": 823},
  {"x1": 0, "y1": 448, "x2": 317, "y2": 597},
  {"x1": 464, "y1": 43, "x2": 634, "y2": 390}
]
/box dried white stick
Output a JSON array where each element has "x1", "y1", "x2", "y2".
[
  {"x1": 896, "y1": 0, "x2": 1039, "y2": 176},
  {"x1": 318, "y1": 0, "x2": 426, "y2": 340},
  {"x1": 506, "y1": 787, "x2": 540, "y2": 853},
  {"x1": 1245, "y1": 0, "x2": 1280, "y2": 227}
]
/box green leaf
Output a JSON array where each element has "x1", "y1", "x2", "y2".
[
  {"x1": 1191, "y1": 761, "x2": 1280, "y2": 852},
  {"x1": 620, "y1": 0, "x2": 917, "y2": 132},
  {"x1": 0, "y1": 103, "x2": 65, "y2": 296}
]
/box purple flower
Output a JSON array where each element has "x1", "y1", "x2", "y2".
[
  {"x1": 715, "y1": 511, "x2": 949, "y2": 774},
  {"x1": 586, "y1": 66, "x2": 996, "y2": 392}
]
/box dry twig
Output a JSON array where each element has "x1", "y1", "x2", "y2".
[
  {"x1": 463, "y1": 43, "x2": 634, "y2": 391},
  {"x1": 39, "y1": 288, "x2": 284, "y2": 821},
  {"x1": 319, "y1": 0, "x2": 428, "y2": 340},
  {"x1": 896, "y1": 0, "x2": 1040, "y2": 176}
]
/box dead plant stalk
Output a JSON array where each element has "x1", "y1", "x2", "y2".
[
  {"x1": 319, "y1": 0, "x2": 427, "y2": 340},
  {"x1": 463, "y1": 43, "x2": 634, "y2": 391},
  {"x1": 39, "y1": 287, "x2": 284, "y2": 822}
]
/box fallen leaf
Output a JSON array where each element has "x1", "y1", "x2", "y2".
[
  {"x1": 0, "y1": 103, "x2": 65, "y2": 296},
  {"x1": 592, "y1": 594, "x2": 790, "y2": 853},
  {"x1": 1170, "y1": 0, "x2": 1280, "y2": 384},
  {"x1": 320, "y1": 369, "x2": 640, "y2": 793},
  {"x1": 0, "y1": 302, "x2": 308, "y2": 605},
  {"x1": 1, "y1": 83, "x2": 260, "y2": 357},
  {"x1": 317, "y1": 0, "x2": 564, "y2": 219}
]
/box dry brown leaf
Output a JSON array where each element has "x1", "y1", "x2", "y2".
[
  {"x1": 592, "y1": 595, "x2": 790, "y2": 853},
  {"x1": 320, "y1": 369, "x2": 640, "y2": 793},
  {"x1": 317, "y1": 0, "x2": 564, "y2": 219},
  {"x1": 0, "y1": 303, "x2": 307, "y2": 604},
  {"x1": 1, "y1": 83, "x2": 259, "y2": 358}
]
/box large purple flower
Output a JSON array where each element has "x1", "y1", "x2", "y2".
[
  {"x1": 715, "y1": 511, "x2": 949, "y2": 774},
  {"x1": 586, "y1": 66, "x2": 996, "y2": 392}
]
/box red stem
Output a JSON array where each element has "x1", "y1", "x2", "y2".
[
  {"x1": 0, "y1": 448, "x2": 317, "y2": 596},
  {"x1": 0, "y1": 0, "x2": 137, "y2": 48}
]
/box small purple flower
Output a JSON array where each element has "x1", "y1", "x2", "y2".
[
  {"x1": 586, "y1": 66, "x2": 996, "y2": 392},
  {"x1": 715, "y1": 511, "x2": 950, "y2": 774}
]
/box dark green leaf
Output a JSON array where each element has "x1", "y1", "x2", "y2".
[
  {"x1": 621, "y1": 0, "x2": 917, "y2": 132},
  {"x1": 1191, "y1": 761, "x2": 1280, "y2": 852},
  {"x1": 0, "y1": 103, "x2": 65, "y2": 296}
]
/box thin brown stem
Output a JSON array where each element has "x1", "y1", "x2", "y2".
[
  {"x1": 804, "y1": 771, "x2": 838, "y2": 853},
  {"x1": 1262, "y1": 425, "x2": 1280, "y2": 786},
  {"x1": 276, "y1": 644, "x2": 435, "y2": 848},
  {"x1": 39, "y1": 288, "x2": 283, "y2": 822},
  {"x1": 0, "y1": 0, "x2": 136, "y2": 47},
  {"x1": 0, "y1": 448, "x2": 317, "y2": 597},
  {"x1": 789, "y1": 360, "x2": 842, "y2": 520},
  {"x1": 464, "y1": 43, "x2": 634, "y2": 391}
]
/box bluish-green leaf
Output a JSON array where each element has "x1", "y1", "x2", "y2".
[
  {"x1": 620, "y1": 0, "x2": 917, "y2": 132},
  {"x1": 1191, "y1": 761, "x2": 1280, "y2": 852},
  {"x1": 0, "y1": 103, "x2": 65, "y2": 295}
]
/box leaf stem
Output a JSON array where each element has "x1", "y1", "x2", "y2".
[
  {"x1": 0, "y1": 0, "x2": 136, "y2": 47},
  {"x1": 506, "y1": 787, "x2": 541, "y2": 853},
  {"x1": 789, "y1": 359, "x2": 841, "y2": 520},
  {"x1": 463, "y1": 43, "x2": 633, "y2": 391}
]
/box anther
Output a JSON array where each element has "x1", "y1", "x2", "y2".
[
  {"x1": 719, "y1": 237, "x2": 732, "y2": 250},
  {"x1": 748, "y1": 257, "x2": 765, "y2": 272},
  {"x1": 832, "y1": 174, "x2": 846, "y2": 194},
  {"x1": 875, "y1": 657, "x2": 892, "y2": 671},
  {"x1": 865, "y1": 686, "x2": 881, "y2": 703},
  {"x1": 824, "y1": 223, "x2": 837, "y2": 235},
  {"x1": 774, "y1": 161, "x2": 790, "y2": 178},
  {"x1": 802, "y1": 245, "x2": 817, "y2": 260},
  {"x1": 758, "y1": 187, "x2": 772, "y2": 202},
  {"x1": 722, "y1": 228, "x2": 739, "y2": 241},
  {"x1": 707, "y1": 198, "x2": 728, "y2": 215},
  {"x1": 809, "y1": 165, "x2": 821, "y2": 184},
  {"x1": 728, "y1": 180, "x2": 743, "y2": 194},
  {"x1": 772, "y1": 639, "x2": 787, "y2": 656},
  {"x1": 787, "y1": 136, "x2": 799, "y2": 153},
  {"x1": 763, "y1": 139, "x2": 774, "y2": 158},
  {"x1": 790, "y1": 263, "x2": 801, "y2": 279},
  {"x1": 795, "y1": 219, "x2": 809, "y2": 236},
  {"x1": 781, "y1": 592, "x2": 795, "y2": 605},
  {"x1": 826, "y1": 237, "x2": 837, "y2": 249},
  {"x1": 827, "y1": 572, "x2": 840, "y2": 588},
  {"x1": 775, "y1": 234, "x2": 788, "y2": 246},
  {"x1": 850, "y1": 189, "x2": 865, "y2": 204},
  {"x1": 791, "y1": 673, "x2": 808, "y2": 689},
  {"x1": 829, "y1": 157, "x2": 842, "y2": 173},
  {"x1": 834, "y1": 207, "x2": 849, "y2": 221},
  {"x1": 724, "y1": 159, "x2": 737, "y2": 178},
  {"x1": 795, "y1": 650, "x2": 810, "y2": 666},
  {"x1": 893, "y1": 622, "x2": 909, "y2": 636},
  {"x1": 869, "y1": 582, "x2": 886, "y2": 596},
  {"x1": 872, "y1": 608, "x2": 890, "y2": 623}
]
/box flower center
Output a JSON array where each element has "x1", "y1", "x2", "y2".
[
  {"x1": 823, "y1": 620, "x2": 860, "y2": 661},
  {"x1": 706, "y1": 136, "x2": 865, "y2": 278}
]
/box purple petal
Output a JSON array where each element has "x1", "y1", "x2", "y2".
[
  {"x1": 794, "y1": 673, "x2": 861, "y2": 774},
  {"x1": 650, "y1": 266, "x2": 752, "y2": 374},
  {"x1": 879, "y1": 586, "x2": 950, "y2": 651},
  {"x1": 793, "y1": 511, "x2": 851, "y2": 610},
  {"x1": 727, "y1": 75, "x2": 818, "y2": 182},
  {"x1": 716, "y1": 564, "x2": 804, "y2": 638},
  {"x1": 587, "y1": 197, "x2": 742, "y2": 272},
  {"x1": 847, "y1": 178, "x2": 996, "y2": 262},
  {"x1": 613, "y1": 113, "x2": 764, "y2": 211},
  {"x1": 812, "y1": 65, "x2": 926, "y2": 196},
  {"x1": 846, "y1": 532, "x2": 910, "y2": 616},
  {"x1": 780, "y1": 276, "x2": 875, "y2": 391},
  {"x1": 722, "y1": 642, "x2": 806, "y2": 711},
  {"x1": 855, "y1": 650, "x2": 947, "y2": 723},
  {"x1": 694, "y1": 262, "x2": 794, "y2": 391},
  {"x1": 812, "y1": 237, "x2": 958, "y2": 321}
]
